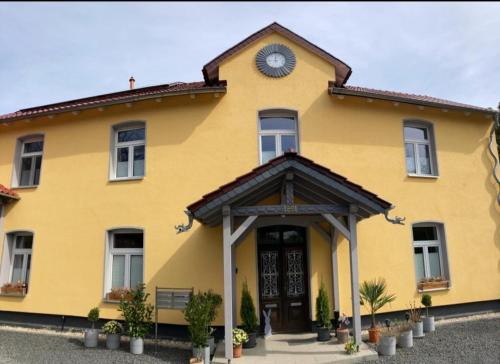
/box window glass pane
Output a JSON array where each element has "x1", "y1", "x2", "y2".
[
  {"x1": 33, "y1": 156, "x2": 42, "y2": 185},
  {"x1": 111, "y1": 255, "x2": 125, "y2": 288},
  {"x1": 413, "y1": 247, "x2": 425, "y2": 281},
  {"x1": 15, "y1": 235, "x2": 33, "y2": 249},
  {"x1": 261, "y1": 135, "x2": 276, "y2": 164},
  {"x1": 413, "y1": 226, "x2": 437, "y2": 241},
  {"x1": 133, "y1": 145, "x2": 145, "y2": 177},
  {"x1": 116, "y1": 147, "x2": 129, "y2": 177},
  {"x1": 114, "y1": 233, "x2": 143, "y2": 249},
  {"x1": 281, "y1": 135, "x2": 297, "y2": 153},
  {"x1": 23, "y1": 141, "x2": 43, "y2": 153},
  {"x1": 11, "y1": 254, "x2": 24, "y2": 283},
  {"x1": 20, "y1": 157, "x2": 32, "y2": 186},
  {"x1": 405, "y1": 143, "x2": 416, "y2": 174},
  {"x1": 259, "y1": 229, "x2": 280, "y2": 244},
  {"x1": 404, "y1": 127, "x2": 428, "y2": 141},
  {"x1": 130, "y1": 255, "x2": 143, "y2": 289},
  {"x1": 118, "y1": 128, "x2": 145, "y2": 143},
  {"x1": 418, "y1": 144, "x2": 432, "y2": 174},
  {"x1": 283, "y1": 229, "x2": 305, "y2": 244},
  {"x1": 260, "y1": 117, "x2": 296, "y2": 131},
  {"x1": 428, "y1": 247, "x2": 441, "y2": 277},
  {"x1": 25, "y1": 255, "x2": 31, "y2": 286}
]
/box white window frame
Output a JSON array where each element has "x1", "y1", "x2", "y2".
[
  {"x1": 14, "y1": 135, "x2": 44, "y2": 187},
  {"x1": 412, "y1": 229, "x2": 445, "y2": 280},
  {"x1": 403, "y1": 121, "x2": 438, "y2": 177},
  {"x1": 0, "y1": 231, "x2": 34, "y2": 293},
  {"x1": 258, "y1": 111, "x2": 299, "y2": 165},
  {"x1": 110, "y1": 122, "x2": 146, "y2": 181},
  {"x1": 104, "y1": 229, "x2": 144, "y2": 297},
  {"x1": 9, "y1": 234, "x2": 33, "y2": 285}
]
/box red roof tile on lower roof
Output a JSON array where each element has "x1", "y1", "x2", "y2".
[{"x1": 0, "y1": 184, "x2": 19, "y2": 199}]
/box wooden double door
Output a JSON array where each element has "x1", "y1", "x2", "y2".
[{"x1": 257, "y1": 226, "x2": 310, "y2": 333}]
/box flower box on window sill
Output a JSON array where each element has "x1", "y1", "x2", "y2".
[
  {"x1": 417, "y1": 278, "x2": 449, "y2": 291},
  {"x1": 1, "y1": 283, "x2": 27, "y2": 296},
  {"x1": 106, "y1": 288, "x2": 132, "y2": 302}
]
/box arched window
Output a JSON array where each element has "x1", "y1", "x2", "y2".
[
  {"x1": 258, "y1": 110, "x2": 299, "y2": 164},
  {"x1": 110, "y1": 122, "x2": 145, "y2": 180},
  {"x1": 12, "y1": 134, "x2": 44, "y2": 187},
  {"x1": 403, "y1": 120, "x2": 438, "y2": 177},
  {"x1": 0, "y1": 231, "x2": 34, "y2": 294}
]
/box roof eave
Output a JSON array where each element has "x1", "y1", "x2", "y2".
[{"x1": 0, "y1": 192, "x2": 19, "y2": 201}]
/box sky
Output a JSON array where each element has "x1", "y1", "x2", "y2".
[{"x1": 1, "y1": 2, "x2": 499, "y2": 115}]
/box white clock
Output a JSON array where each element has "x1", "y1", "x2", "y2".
[
  {"x1": 266, "y1": 52, "x2": 286, "y2": 68},
  {"x1": 256, "y1": 44, "x2": 296, "y2": 77}
]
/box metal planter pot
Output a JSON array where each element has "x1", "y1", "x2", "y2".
[
  {"x1": 193, "y1": 346, "x2": 210, "y2": 363},
  {"x1": 412, "y1": 321, "x2": 425, "y2": 338},
  {"x1": 377, "y1": 336, "x2": 396, "y2": 356},
  {"x1": 208, "y1": 336, "x2": 216, "y2": 355},
  {"x1": 106, "y1": 334, "x2": 120, "y2": 350},
  {"x1": 423, "y1": 316, "x2": 435, "y2": 332},
  {"x1": 317, "y1": 327, "x2": 331, "y2": 342},
  {"x1": 84, "y1": 329, "x2": 99, "y2": 348},
  {"x1": 397, "y1": 329, "x2": 413, "y2": 348},
  {"x1": 130, "y1": 337, "x2": 144, "y2": 355},
  {"x1": 243, "y1": 332, "x2": 257, "y2": 349}
]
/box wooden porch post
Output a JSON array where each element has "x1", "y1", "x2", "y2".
[
  {"x1": 330, "y1": 227, "x2": 340, "y2": 312},
  {"x1": 222, "y1": 206, "x2": 233, "y2": 362},
  {"x1": 348, "y1": 206, "x2": 362, "y2": 344}
]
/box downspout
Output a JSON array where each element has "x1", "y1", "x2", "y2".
[{"x1": 487, "y1": 103, "x2": 500, "y2": 204}]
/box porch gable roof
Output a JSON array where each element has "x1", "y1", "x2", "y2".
[
  {"x1": 0, "y1": 184, "x2": 19, "y2": 203},
  {"x1": 186, "y1": 152, "x2": 393, "y2": 226}
]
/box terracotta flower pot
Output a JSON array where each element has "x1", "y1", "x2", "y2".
[
  {"x1": 368, "y1": 327, "x2": 380, "y2": 343},
  {"x1": 336, "y1": 328, "x2": 349, "y2": 344},
  {"x1": 233, "y1": 344, "x2": 243, "y2": 358}
]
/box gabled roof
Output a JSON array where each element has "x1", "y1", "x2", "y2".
[
  {"x1": 0, "y1": 81, "x2": 226, "y2": 123},
  {"x1": 0, "y1": 184, "x2": 19, "y2": 201},
  {"x1": 330, "y1": 83, "x2": 496, "y2": 115},
  {"x1": 202, "y1": 22, "x2": 352, "y2": 87},
  {"x1": 187, "y1": 152, "x2": 392, "y2": 226}
]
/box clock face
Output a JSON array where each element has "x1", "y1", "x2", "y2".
[{"x1": 256, "y1": 44, "x2": 296, "y2": 78}]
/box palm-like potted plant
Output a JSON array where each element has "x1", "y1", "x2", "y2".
[
  {"x1": 315, "y1": 280, "x2": 331, "y2": 342},
  {"x1": 240, "y1": 280, "x2": 258, "y2": 349},
  {"x1": 421, "y1": 294, "x2": 435, "y2": 332},
  {"x1": 359, "y1": 278, "x2": 396, "y2": 343},
  {"x1": 184, "y1": 291, "x2": 211, "y2": 363},
  {"x1": 232, "y1": 328, "x2": 248, "y2": 358},
  {"x1": 336, "y1": 313, "x2": 350, "y2": 344},
  {"x1": 407, "y1": 300, "x2": 424, "y2": 338},
  {"x1": 102, "y1": 320, "x2": 123, "y2": 350},
  {"x1": 84, "y1": 307, "x2": 100, "y2": 348},
  {"x1": 205, "y1": 290, "x2": 222, "y2": 355},
  {"x1": 118, "y1": 284, "x2": 154, "y2": 355}
]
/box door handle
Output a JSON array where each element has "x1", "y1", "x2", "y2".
[
  {"x1": 290, "y1": 302, "x2": 302, "y2": 307},
  {"x1": 265, "y1": 303, "x2": 278, "y2": 308}
]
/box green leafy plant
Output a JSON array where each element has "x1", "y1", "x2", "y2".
[
  {"x1": 315, "y1": 280, "x2": 331, "y2": 329},
  {"x1": 184, "y1": 291, "x2": 212, "y2": 348},
  {"x1": 102, "y1": 320, "x2": 123, "y2": 334},
  {"x1": 232, "y1": 328, "x2": 248, "y2": 346},
  {"x1": 240, "y1": 280, "x2": 258, "y2": 333},
  {"x1": 359, "y1": 278, "x2": 396, "y2": 328},
  {"x1": 344, "y1": 339, "x2": 358, "y2": 354},
  {"x1": 205, "y1": 290, "x2": 222, "y2": 329},
  {"x1": 118, "y1": 284, "x2": 154, "y2": 338},
  {"x1": 421, "y1": 294, "x2": 432, "y2": 316},
  {"x1": 87, "y1": 307, "x2": 100, "y2": 329},
  {"x1": 407, "y1": 301, "x2": 422, "y2": 323}
]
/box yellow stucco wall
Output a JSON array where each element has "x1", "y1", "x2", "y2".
[{"x1": 0, "y1": 31, "x2": 498, "y2": 327}]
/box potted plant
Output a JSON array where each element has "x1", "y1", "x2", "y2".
[
  {"x1": 359, "y1": 278, "x2": 396, "y2": 343},
  {"x1": 118, "y1": 284, "x2": 154, "y2": 355},
  {"x1": 336, "y1": 313, "x2": 350, "y2": 344},
  {"x1": 1, "y1": 282, "x2": 26, "y2": 295},
  {"x1": 377, "y1": 320, "x2": 397, "y2": 356},
  {"x1": 395, "y1": 319, "x2": 413, "y2": 348},
  {"x1": 232, "y1": 328, "x2": 248, "y2": 358},
  {"x1": 184, "y1": 291, "x2": 211, "y2": 363},
  {"x1": 107, "y1": 287, "x2": 132, "y2": 301},
  {"x1": 407, "y1": 301, "x2": 424, "y2": 338},
  {"x1": 344, "y1": 338, "x2": 359, "y2": 355},
  {"x1": 421, "y1": 294, "x2": 435, "y2": 332},
  {"x1": 84, "y1": 307, "x2": 100, "y2": 348},
  {"x1": 315, "y1": 280, "x2": 331, "y2": 342},
  {"x1": 205, "y1": 290, "x2": 222, "y2": 355},
  {"x1": 240, "y1": 280, "x2": 258, "y2": 349},
  {"x1": 102, "y1": 320, "x2": 123, "y2": 350}
]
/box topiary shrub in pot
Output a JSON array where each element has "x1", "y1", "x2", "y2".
[
  {"x1": 359, "y1": 278, "x2": 396, "y2": 344},
  {"x1": 240, "y1": 280, "x2": 258, "y2": 349},
  {"x1": 119, "y1": 284, "x2": 154, "y2": 355},
  {"x1": 421, "y1": 294, "x2": 435, "y2": 332},
  {"x1": 205, "y1": 290, "x2": 222, "y2": 356},
  {"x1": 315, "y1": 280, "x2": 331, "y2": 342},
  {"x1": 407, "y1": 301, "x2": 424, "y2": 338},
  {"x1": 184, "y1": 291, "x2": 211, "y2": 364},
  {"x1": 102, "y1": 320, "x2": 123, "y2": 350},
  {"x1": 377, "y1": 321, "x2": 397, "y2": 356},
  {"x1": 84, "y1": 307, "x2": 100, "y2": 348}
]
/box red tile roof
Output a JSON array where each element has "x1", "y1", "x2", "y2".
[
  {"x1": 0, "y1": 81, "x2": 226, "y2": 123},
  {"x1": 0, "y1": 184, "x2": 19, "y2": 200},
  {"x1": 330, "y1": 84, "x2": 495, "y2": 114}
]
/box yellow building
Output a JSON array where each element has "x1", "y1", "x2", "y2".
[{"x1": 0, "y1": 22, "x2": 499, "y2": 359}]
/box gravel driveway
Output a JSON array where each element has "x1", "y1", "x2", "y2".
[{"x1": 375, "y1": 316, "x2": 500, "y2": 364}]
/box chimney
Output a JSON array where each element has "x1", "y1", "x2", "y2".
[{"x1": 129, "y1": 76, "x2": 135, "y2": 90}]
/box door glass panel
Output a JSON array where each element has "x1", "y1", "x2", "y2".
[
  {"x1": 118, "y1": 128, "x2": 145, "y2": 142},
  {"x1": 261, "y1": 136, "x2": 276, "y2": 164},
  {"x1": 281, "y1": 135, "x2": 297, "y2": 153},
  {"x1": 20, "y1": 157, "x2": 32, "y2": 186},
  {"x1": 414, "y1": 247, "x2": 425, "y2": 281},
  {"x1": 418, "y1": 144, "x2": 431, "y2": 174},
  {"x1": 428, "y1": 247, "x2": 441, "y2": 277},
  {"x1": 286, "y1": 249, "x2": 304, "y2": 297},
  {"x1": 130, "y1": 255, "x2": 143, "y2": 289},
  {"x1": 405, "y1": 143, "x2": 416, "y2": 174},
  {"x1": 33, "y1": 156, "x2": 42, "y2": 185},
  {"x1": 404, "y1": 127, "x2": 428, "y2": 141},
  {"x1": 260, "y1": 230, "x2": 280, "y2": 244},
  {"x1": 260, "y1": 117, "x2": 296, "y2": 131},
  {"x1": 261, "y1": 251, "x2": 279, "y2": 298},
  {"x1": 133, "y1": 145, "x2": 145, "y2": 177},
  {"x1": 11, "y1": 254, "x2": 24, "y2": 283},
  {"x1": 116, "y1": 147, "x2": 129, "y2": 177},
  {"x1": 111, "y1": 255, "x2": 125, "y2": 288},
  {"x1": 283, "y1": 230, "x2": 304, "y2": 244},
  {"x1": 15, "y1": 235, "x2": 33, "y2": 249}
]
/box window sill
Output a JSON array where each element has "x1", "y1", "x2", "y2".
[
  {"x1": 108, "y1": 176, "x2": 144, "y2": 183},
  {"x1": 102, "y1": 298, "x2": 121, "y2": 304},
  {"x1": 11, "y1": 185, "x2": 38, "y2": 190},
  {"x1": 0, "y1": 292, "x2": 26, "y2": 298},
  {"x1": 407, "y1": 174, "x2": 439, "y2": 179},
  {"x1": 418, "y1": 287, "x2": 450, "y2": 293}
]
